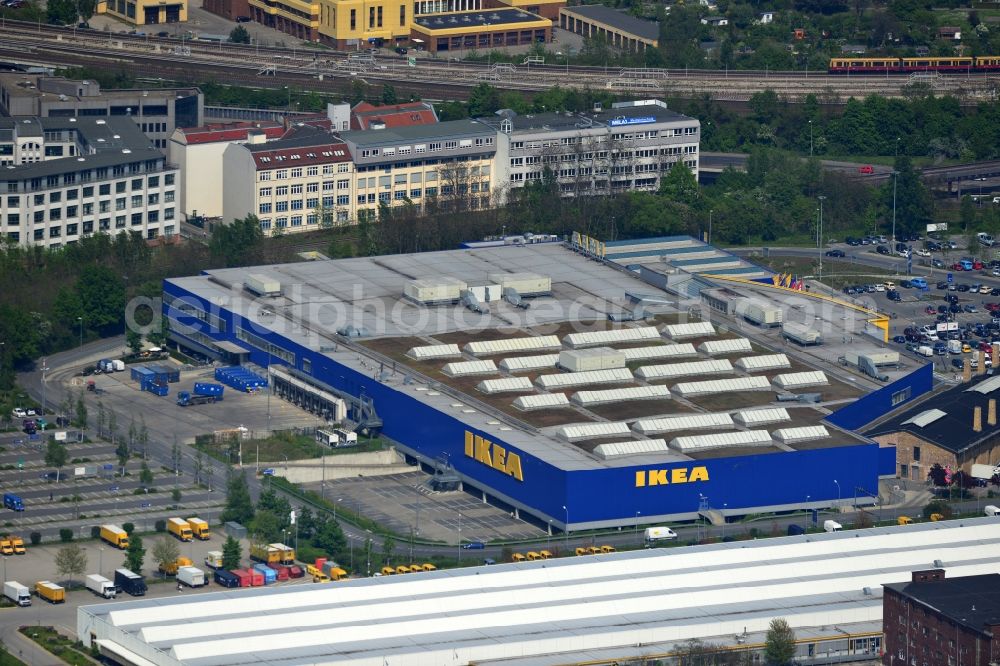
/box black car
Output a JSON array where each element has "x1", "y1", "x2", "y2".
[
  {"x1": 892, "y1": 335, "x2": 906, "y2": 343},
  {"x1": 946, "y1": 294, "x2": 959, "y2": 303},
  {"x1": 825, "y1": 249, "x2": 845, "y2": 257},
  {"x1": 887, "y1": 290, "x2": 901, "y2": 301},
  {"x1": 876, "y1": 245, "x2": 890, "y2": 255},
  {"x1": 936, "y1": 281, "x2": 949, "y2": 289},
  {"x1": 957, "y1": 284, "x2": 970, "y2": 292},
  {"x1": 938, "y1": 304, "x2": 948, "y2": 313},
  {"x1": 927, "y1": 242, "x2": 942, "y2": 252},
  {"x1": 235, "y1": 14, "x2": 251, "y2": 21},
  {"x1": 951, "y1": 304, "x2": 962, "y2": 313},
  {"x1": 395, "y1": 46, "x2": 408, "y2": 54},
  {"x1": 900, "y1": 280, "x2": 912, "y2": 288},
  {"x1": 846, "y1": 237, "x2": 861, "y2": 246}
]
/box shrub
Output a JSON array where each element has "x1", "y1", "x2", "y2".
[
  {"x1": 154, "y1": 520, "x2": 166, "y2": 533},
  {"x1": 59, "y1": 528, "x2": 73, "y2": 542},
  {"x1": 122, "y1": 522, "x2": 135, "y2": 535},
  {"x1": 30, "y1": 532, "x2": 41, "y2": 545},
  {"x1": 923, "y1": 501, "x2": 953, "y2": 520}
]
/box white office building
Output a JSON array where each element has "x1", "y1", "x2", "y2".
[
  {"x1": 478, "y1": 99, "x2": 700, "y2": 202},
  {"x1": 0, "y1": 117, "x2": 179, "y2": 248}
]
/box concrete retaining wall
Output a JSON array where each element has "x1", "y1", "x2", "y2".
[{"x1": 272, "y1": 449, "x2": 411, "y2": 483}]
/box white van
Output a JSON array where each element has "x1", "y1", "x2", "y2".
[
  {"x1": 985, "y1": 505, "x2": 1000, "y2": 517},
  {"x1": 947, "y1": 340, "x2": 962, "y2": 354},
  {"x1": 916, "y1": 346, "x2": 934, "y2": 357},
  {"x1": 823, "y1": 520, "x2": 842, "y2": 533},
  {"x1": 978, "y1": 232, "x2": 995, "y2": 247}
]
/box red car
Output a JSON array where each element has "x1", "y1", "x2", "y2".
[
  {"x1": 986, "y1": 303, "x2": 1000, "y2": 312},
  {"x1": 981, "y1": 342, "x2": 994, "y2": 352},
  {"x1": 952, "y1": 263, "x2": 966, "y2": 271},
  {"x1": 858, "y1": 165, "x2": 874, "y2": 174},
  {"x1": 925, "y1": 306, "x2": 937, "y2": 314},
  {"x1": 974, "y1": 260, "x2": 984, "y2": 270}
]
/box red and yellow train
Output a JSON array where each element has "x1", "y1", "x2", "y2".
[{"x1": 829, "y1": 56, "x2": 1000, "y2": 73}]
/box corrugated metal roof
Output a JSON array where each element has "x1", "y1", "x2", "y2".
[
  {"x1": 671, "y1": 429, "x2": 772, "y2": 452},
  {"x1": 901, "y1": 408, "x2": 948, "y2": 428},
  {"x1": 773, "y1": 371, "x2": 828, "y2": 389},
  {"x1": 673, "y1": 376, "x2": 770, "y2": 397},
  {"x1": 499, "y1": 354, "x2": 559, "y2": 372},
  {"x1": 635, "y1": 359, "x2": 733, "y2": 380},
  {"x1": 563, "y1": 326, "x2": 661, "y2": 348},
  {"x1": 621, "y1": 344, "x2": 697, "y2": 361},
  {"x1": 735, "y1": 354, "x2": 791, "y2": 371},
  {"x1": 965, "y1": 375, "x2": 1000, "y2": 395},
  {"x1": 465, "y1": 336, "x2": 561, "y2": 356},
  {"x1": 698, "y1": 338, "x2": 753, "y2": 355},
  {"x1": 477, "y1": 377, "x2": 534, "y2": 394},
  {"x1": 662, "y1": 322, "x2": 715, "y2": 339},
  {"x1": 571, "y1": 385, "x2": 670, "y2": 406},
  {"x1": 442, "y1": 360, "x2": 498, "y2": 377},
  {"x1": 773, "y1": 425, "x2": 830, "y2": 443},
  {"x1": 632, "y1": 413, "x2": 734, "y2": 434},
  {"x1": 83, "y1": 521, "x2": 1000, "y2": 666},
  {"x1": 512, "y1": 393, "x2": 570, "y2": 411},
  {"x1": 593, "y1": 439, "x2": 669, "y2": 458},
  {"x1": 535, "y1": 368, "x2": 634, "y2": 389}
]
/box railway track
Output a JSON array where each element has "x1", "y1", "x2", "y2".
[{"x1": 0, "y1": 20, "x2": 997, "y2": 101}]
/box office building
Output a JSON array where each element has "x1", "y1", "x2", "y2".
[
  {"x1": 0, "y1": 74, "x2": 203, "y2": 150},
  {"x1": 222, "y1": 128, "x2": 355, "y2": 235},
  {"x1": 96, "y1": 0, "x2": 188, "y2": 27},
  {"x1": 0, "y1": 117, "x2": 179, "y2": 248},
  {"x1": 337, "y1": 118, "x2": 496, "y2": 218},
  {"x1": 477, "y1": 99, "x2": 699, "y2": 202}
]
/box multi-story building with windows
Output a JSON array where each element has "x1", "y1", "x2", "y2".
[
  {"x1": 223, "y1": 132, "x2": 355, "y2": 236},
  {"x1": 478, "y1": 99, "x2": 699, "y2": 202},
  {"x1": 882, "y1": 569, "x2": 1000, "y2": 666},
  {"x1": 0, "y1": 117, "x2": 179, "y2": 248},
  {"x1": 0, "y1": 74, "x2": 203, "y2": 151},
  {"x1": 97, "y1": 0, "x2": 187, "y2": 26},
  {"x1": 337, "y1": 119, "x2": 496, "y2": 219}
]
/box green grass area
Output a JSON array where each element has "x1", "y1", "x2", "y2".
[
  {"x1": 195, "y1": 431, "x2": 386, "y2": 465},
  {"x1": 18, "y1": 627, "x2": 95, "y2": 666},
  {"x1": 750, "y1": 255, "x2": 904, "y2": 290}
]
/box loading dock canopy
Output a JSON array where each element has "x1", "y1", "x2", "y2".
[
  {"x1": 269, "y1": 367, "x2": 347, "y2": 421},
  {"x1": 94, "y1": 640, "x2": 159, "y2": 666},
  {"x1": 213, "y1": 340, "x2": 251, "y2": 354}
]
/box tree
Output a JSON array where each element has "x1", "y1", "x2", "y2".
[
  {"x1": 659, "y1": 161, "x2": 700, "y2": 204},
  {"x1": 210, "y1": 214, "x2": 263, "y2": 267},
  {"x1": 139, "y1": 461, "x2": 154, "y2": 486},
  {"x1": 75, "y1": 265, "x2": 126, "y2": 335},
  {"x1": 126, "y1": 329, "x2": 143, "y2": 355},
  {"x1": 125, "y1": 534, "x2": 146, "y2": 574},
  {"x1": 296, "y1": 506, "x2": 316, "y2": 539},
  {"x1": 55, "y1": 543, "x2": 87, "y2": 588},
  {"x1": 221, "y1": 471, "x2": 255, "y2": 525},
  {"x1": 221, "y1": 535, "x2": 242, "y2": 570},
  {"x1": 380, "y1": 534, "x2": 396, "y2": 568},
  {"x1": 44, "y1": 439, "x2": 68, "y2": 480},
  {"x1": 46, "y1": 0, "x2": 78, "y2": 25},
  {"x1": 381, "y1": 84, "x2": 397, "y2": 106},
  {"x1": 250, "y1": 509, "x2": 283, "y2": 545},
  {"x1": 229, "y1": 25, "x2": 250, "y2": 43},
  {"x1": 74, "y1": 391, "x2": 88, "y2": 429},
  {"x1": 152, "y1": 538, "x2": 180, "y2": 576},
  {"x1": 764, "y1": 617, "x2": 796, "y2": 665},
  {"x1": 467, "y1": 83, "x2": 501, "y2": 117},
  {"x1": 77, "y1": 0, "x2": 96, "y2": 21},
  {"x1": 927, "y1": 463, "x2": 949, "y2": 486},
  {"x1": 313, "y1": 518, "x2": 346, "y2": 558},
  {"x1": 257, "y1": 488, "x2": 291, "y2": 526}
]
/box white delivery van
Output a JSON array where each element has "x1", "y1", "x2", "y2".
[
  {"x1": 916, "y1": 346, "x2": 934, "y2": 357},
  {"x1": 823, "y1": 520, "x2": 842, "y2": 532},
  {"x1": 643, "y1": 526, "x2": 678, "y2": 546},
  {"x1": 985, "y1": 505, "x2": 1000, "y2": 517}
]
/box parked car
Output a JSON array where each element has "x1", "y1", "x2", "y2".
[
  {"x1": 965, "y1": 304, "x2": 979, "y2": 313},
  {"x1": 933, "y1": 259, "x2": 946, "y2": 268},
  {"x1": 858, "y1": 165, "x2": 874, "y2": 174},
  {"x1": 915, "y1": 248, "x2": 931, "y2": 257},
  {"x1": 235, "y1": 15, "x2": 251, "y2": 21},
  {"x1": 887, "y1": 290, "x2": 901, "y2": 302},
  {"x1": 892, "y1": 335, "x2": 906, "y2": 344},
  {"x1": 876, "y1": 245, "x2": 890, "y2": 255},
  {"x1": 825, "y1": 249, "x2": 845, "y2": 257}
]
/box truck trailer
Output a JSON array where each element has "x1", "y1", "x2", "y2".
[
  {"x1": 167, "y1": 518, "x2": 193, "y2": 541},
  {"x1": 187, "y1": 517, "x2": 210, "y2": 540},
  {"x1": 177, "y1": 566, "x2": 207, "y2": 587},
  {"x1": 3, "y1": 581, "x2": 30, "y2": 606},
  {"x1": 35, "y1": 581, "x2": 65, "y2": 603},
  {"x1": 100, "y1": 525, "x2": 129, "y2": 549},
  {"x1": 85, "y1": 574, "x2": 116, "y2": 599},
  {"x1": 114, "y1": 568, "x2": 146, "y2": 596},
  {"x1": 177, "y1": 391, "x2": 218, "y2": 407}
]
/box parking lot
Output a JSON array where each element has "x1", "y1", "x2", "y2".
[
  {"x1": 306, "y1": 472, "x2": 547, "y2": 546},
  {"x1": 825, "y1": 233, "x2": 1000, "y2": 374}
]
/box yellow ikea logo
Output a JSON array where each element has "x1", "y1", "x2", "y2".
[
  {"x1": 635, "y1": 466, "x2": 710, "y2": 487},
  {"x1": 464, "y1": 431, "x2": 524, "y2": 482}
]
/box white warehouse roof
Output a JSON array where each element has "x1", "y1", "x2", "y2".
[{"x1": 78, "y1": 520, "x2": 1000, "y2": 666}]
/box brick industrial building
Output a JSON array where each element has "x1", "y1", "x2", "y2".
[
  {"x1": 882, "y1": 569, "x2": 1000, "y2": 666},
  {"x1": 867, "y1": 371, "x2": 1000, "y2": 481}
]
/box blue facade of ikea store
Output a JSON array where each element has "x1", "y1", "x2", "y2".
[{"x1": 164, "y1": 279, "x2": 917, "y2": 529}]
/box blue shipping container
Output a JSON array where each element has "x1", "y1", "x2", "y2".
[
  {"x1": 193, "y1": 383, "x2": 225, "y2": 397},
  {"x1": 252, "y1": 563, "x2": 277, "y2": 584}
]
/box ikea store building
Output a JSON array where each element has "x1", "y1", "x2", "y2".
[{"x1": 162, "y1": 240, "x2": 924, "y2": 531}]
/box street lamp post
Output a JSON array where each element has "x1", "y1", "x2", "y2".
[
  {"x1": 634, "y1": 510, "x2": 641, "y2": 545},
  {"x1": 808, "y1": 120, "x2": 813, "y2": 157},
  {"x1": 708, "y1": 209, "x2": 713, "y2": 245},
  {"x1": 722, "y1": 503, "x2": 727, "y2": 539},
  {"x1": 892, "y1": 171, "x2": 898, "y2": 245},
  {"x1": 457, "y1": 512, "x2": 462, "y2": 565},
  {"x1": 562, "y1": 505, "x2": 569, "y2": 551},
  {"x1": 834, "y1": 479, "x2": 841, "y2": 505},
  {"x1": 77, "y1": 317, "x2": 83, "y2": 348},
  {"x1": 818, "y1": 195, "x2": 826, "y2": 282}
]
